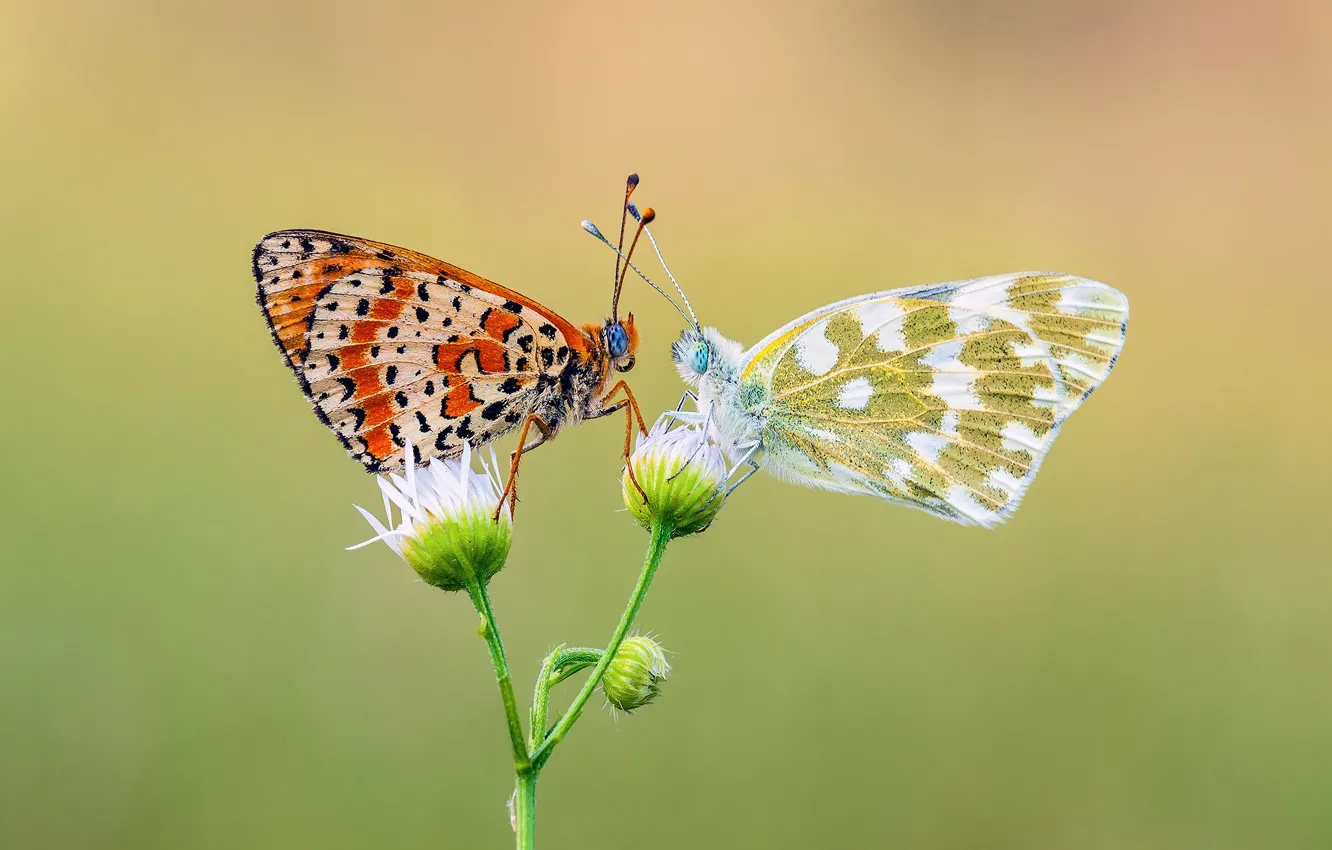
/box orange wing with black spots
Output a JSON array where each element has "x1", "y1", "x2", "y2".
[{"x1": 254, "y1": 229, "x2": 587, "y2": 472}]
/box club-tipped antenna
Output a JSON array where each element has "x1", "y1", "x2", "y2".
[
  {"x1": 611, "y1": 204, "x2": 654, "y2": 322},
  {"x1": 628, "y1": 202, "x2": 699, "y2": 329},
  {"x1": 611, "y1": 173, "x2": 639, "y2": 321},
  {"x1": 582, "y1": 219, "x2": 697, "y2": 328}
]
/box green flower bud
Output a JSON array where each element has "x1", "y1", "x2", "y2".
[
  {"x1": 622, "y1": 420, "x2": 727, "y2": 537},
  {"x1": 600, "y1": 635, "x2": 671, "y2": 713},
  {"x1": 350, "y1": 443, "x2": 512, "y2": 593}
]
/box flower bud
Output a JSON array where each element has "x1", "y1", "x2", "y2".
[
  {"x1": 350, "y1": 442, "x2": 513, "y2": 593},
  {"x1": 600, "y1": 635, "x2": 671, "y2": 713},
  {"x1": 622, "y1": 420, "x2": 727, "y2": 537}
]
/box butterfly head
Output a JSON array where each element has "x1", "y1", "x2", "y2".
[
  {"x1": 603, "y1": 312, "x2": 639, "y2": 372},
  {"x1": 672, "y1": 326, "x2": 741, "y2": 387},
  {"x1": 672, "y1": 328, "x2": 710, "y2": 385}
]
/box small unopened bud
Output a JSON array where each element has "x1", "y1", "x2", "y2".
[
  {"x1": 350, "y1": 443, "x2": 513, "y2": 593},
  {"x1": 622, "y1": 420, "x2": 727, "y2": 537},
  {"x1": 600, "y1": 635, "x2": 671, "y2": 713}
]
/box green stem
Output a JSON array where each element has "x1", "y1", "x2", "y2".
[
  {"x1": 469, "y1": 582, "x2": 531, "y2": 773},
  {"x1": 547, "y1": 649, "x2": 602, "y2": 688},
  {"x1": 514, "y1": 770, "x2": 537, "y2": 850},
  {"x1": 532, "y1": 518, "x2": 673, "y2": 769},
  {"x1": 529, "y1": 647, "x2": 561, "y2": 754},
  {"x1": 530, "y1": 647, "x2": 603, "y2": 750}
]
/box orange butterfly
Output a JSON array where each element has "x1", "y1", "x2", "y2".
[{"x1": 254, "y1": 176, "x2": 655, "y2": 515}]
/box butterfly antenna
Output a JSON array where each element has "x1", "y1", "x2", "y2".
[
  {"x1": 612, "y1": 173, "x2": 639, "y2": 322},
  {"x1": 582, "y1": 220, "x2": 697, "y2": 328},
  {"x1": 629, "y1": 202, "x2": 699, "y2": 329},
  {"x1": 611, "y1": 204, "x2": 653, "y2": 322}
]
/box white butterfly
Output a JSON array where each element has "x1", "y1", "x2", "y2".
[
  {"x1": 582, "y1": 213, "x2": 1128, "y2": 528},
  {"x1": 669, "y1": 272, "x2": 1129, "y2": 527}
]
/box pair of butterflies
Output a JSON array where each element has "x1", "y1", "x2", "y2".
[{"x1": 255, "y1": 177, "x2": 1128, "y2": 527}]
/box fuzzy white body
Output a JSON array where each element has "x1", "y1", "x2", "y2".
[
  {"x1": 673, "y1": 327, "x2": 851, "y2": 493},
  {"x1": 675, "y1": 329, "x2": 758, "y2": 458}
]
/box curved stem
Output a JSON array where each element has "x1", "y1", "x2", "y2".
[
  {"x1": 530, "y1": 647, "x2": 603, "y2": 751},
  {"x1": 547, "y1": 649, "x2": 602, "y2": 688},
  {"x1": 529, "y1": 647, "x2": 562, "y2": 754},
  {"x1": 469, "y1": 582, "x2": 531, "y2": 773},
  {"x1": 532, "y1": 518, "x2": 673, "y2": 769}
]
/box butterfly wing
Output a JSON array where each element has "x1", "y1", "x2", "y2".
[
  {"x1": 740, "y1": 272, "x2": 1129, "y2": 527},
  {"x1": 254, "y1": 229, "x2": 589, "y2": 472}
]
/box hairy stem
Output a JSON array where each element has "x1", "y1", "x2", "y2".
[{"x1": 530, "y1": 647, "x2": 603, "y2": 751}]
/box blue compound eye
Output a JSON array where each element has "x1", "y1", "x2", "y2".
[
  {"x1": 691, "y1": 343, "x2": 710, "y2": 374},
  {"x1": 606, "y1": 322, "x2": 629, "y2": 358}
]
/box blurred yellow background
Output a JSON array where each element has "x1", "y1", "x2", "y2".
[{"x1": 3, "y1": 1, "x2": 1330, "y2": 847}]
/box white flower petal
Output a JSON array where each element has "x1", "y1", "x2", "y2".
[
  {"x1": 347, "y1": 505, "x2": 406, "y2": 557},
  {"x1": 378, "y1": 475, "x2": 419, "y2": 521},
  {"x1": 351, "y1": 437, "x2": 512, "y2": 557}
]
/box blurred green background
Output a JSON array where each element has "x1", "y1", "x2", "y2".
[{"x1": 3, "y1": 1, "x2": 1330, "y2": 847}]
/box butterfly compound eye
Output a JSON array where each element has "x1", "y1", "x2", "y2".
[
  {"x1": 606, "y1": 321, "x2": 630, "y2": 358},
  {"x1": 691, "y1": 343, "x2": 710, "y2": 375}
]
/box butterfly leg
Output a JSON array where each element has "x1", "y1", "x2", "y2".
[
  {"x1": 667, "y1": 404, "x2": 714, "y2": 482},
  {"x1": 589, "y1": 380, "x2": 649, "y2": 502},
  {"x1": 725, "y1": 459, "x2": 762, "y2": 497},
  {"x1": 595, "y1": 380, "x2": 650, "y2": 439},
  {"x1": 698, "y1": 440, "x2": 761, "y2": 514},
  {"x1": 660, "y1": 391, "x2": 705, "y2": 425},
  {"x1": 494, "y1": 414, "x2": 553, "y2": 521}
]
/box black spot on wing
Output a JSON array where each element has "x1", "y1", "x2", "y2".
[
  {"x1": 434, "y1": 427, "x2": 454, "y2": 452},
  {"x1": 336, "y1": 377, "x2": 356, "y2": 402}
]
